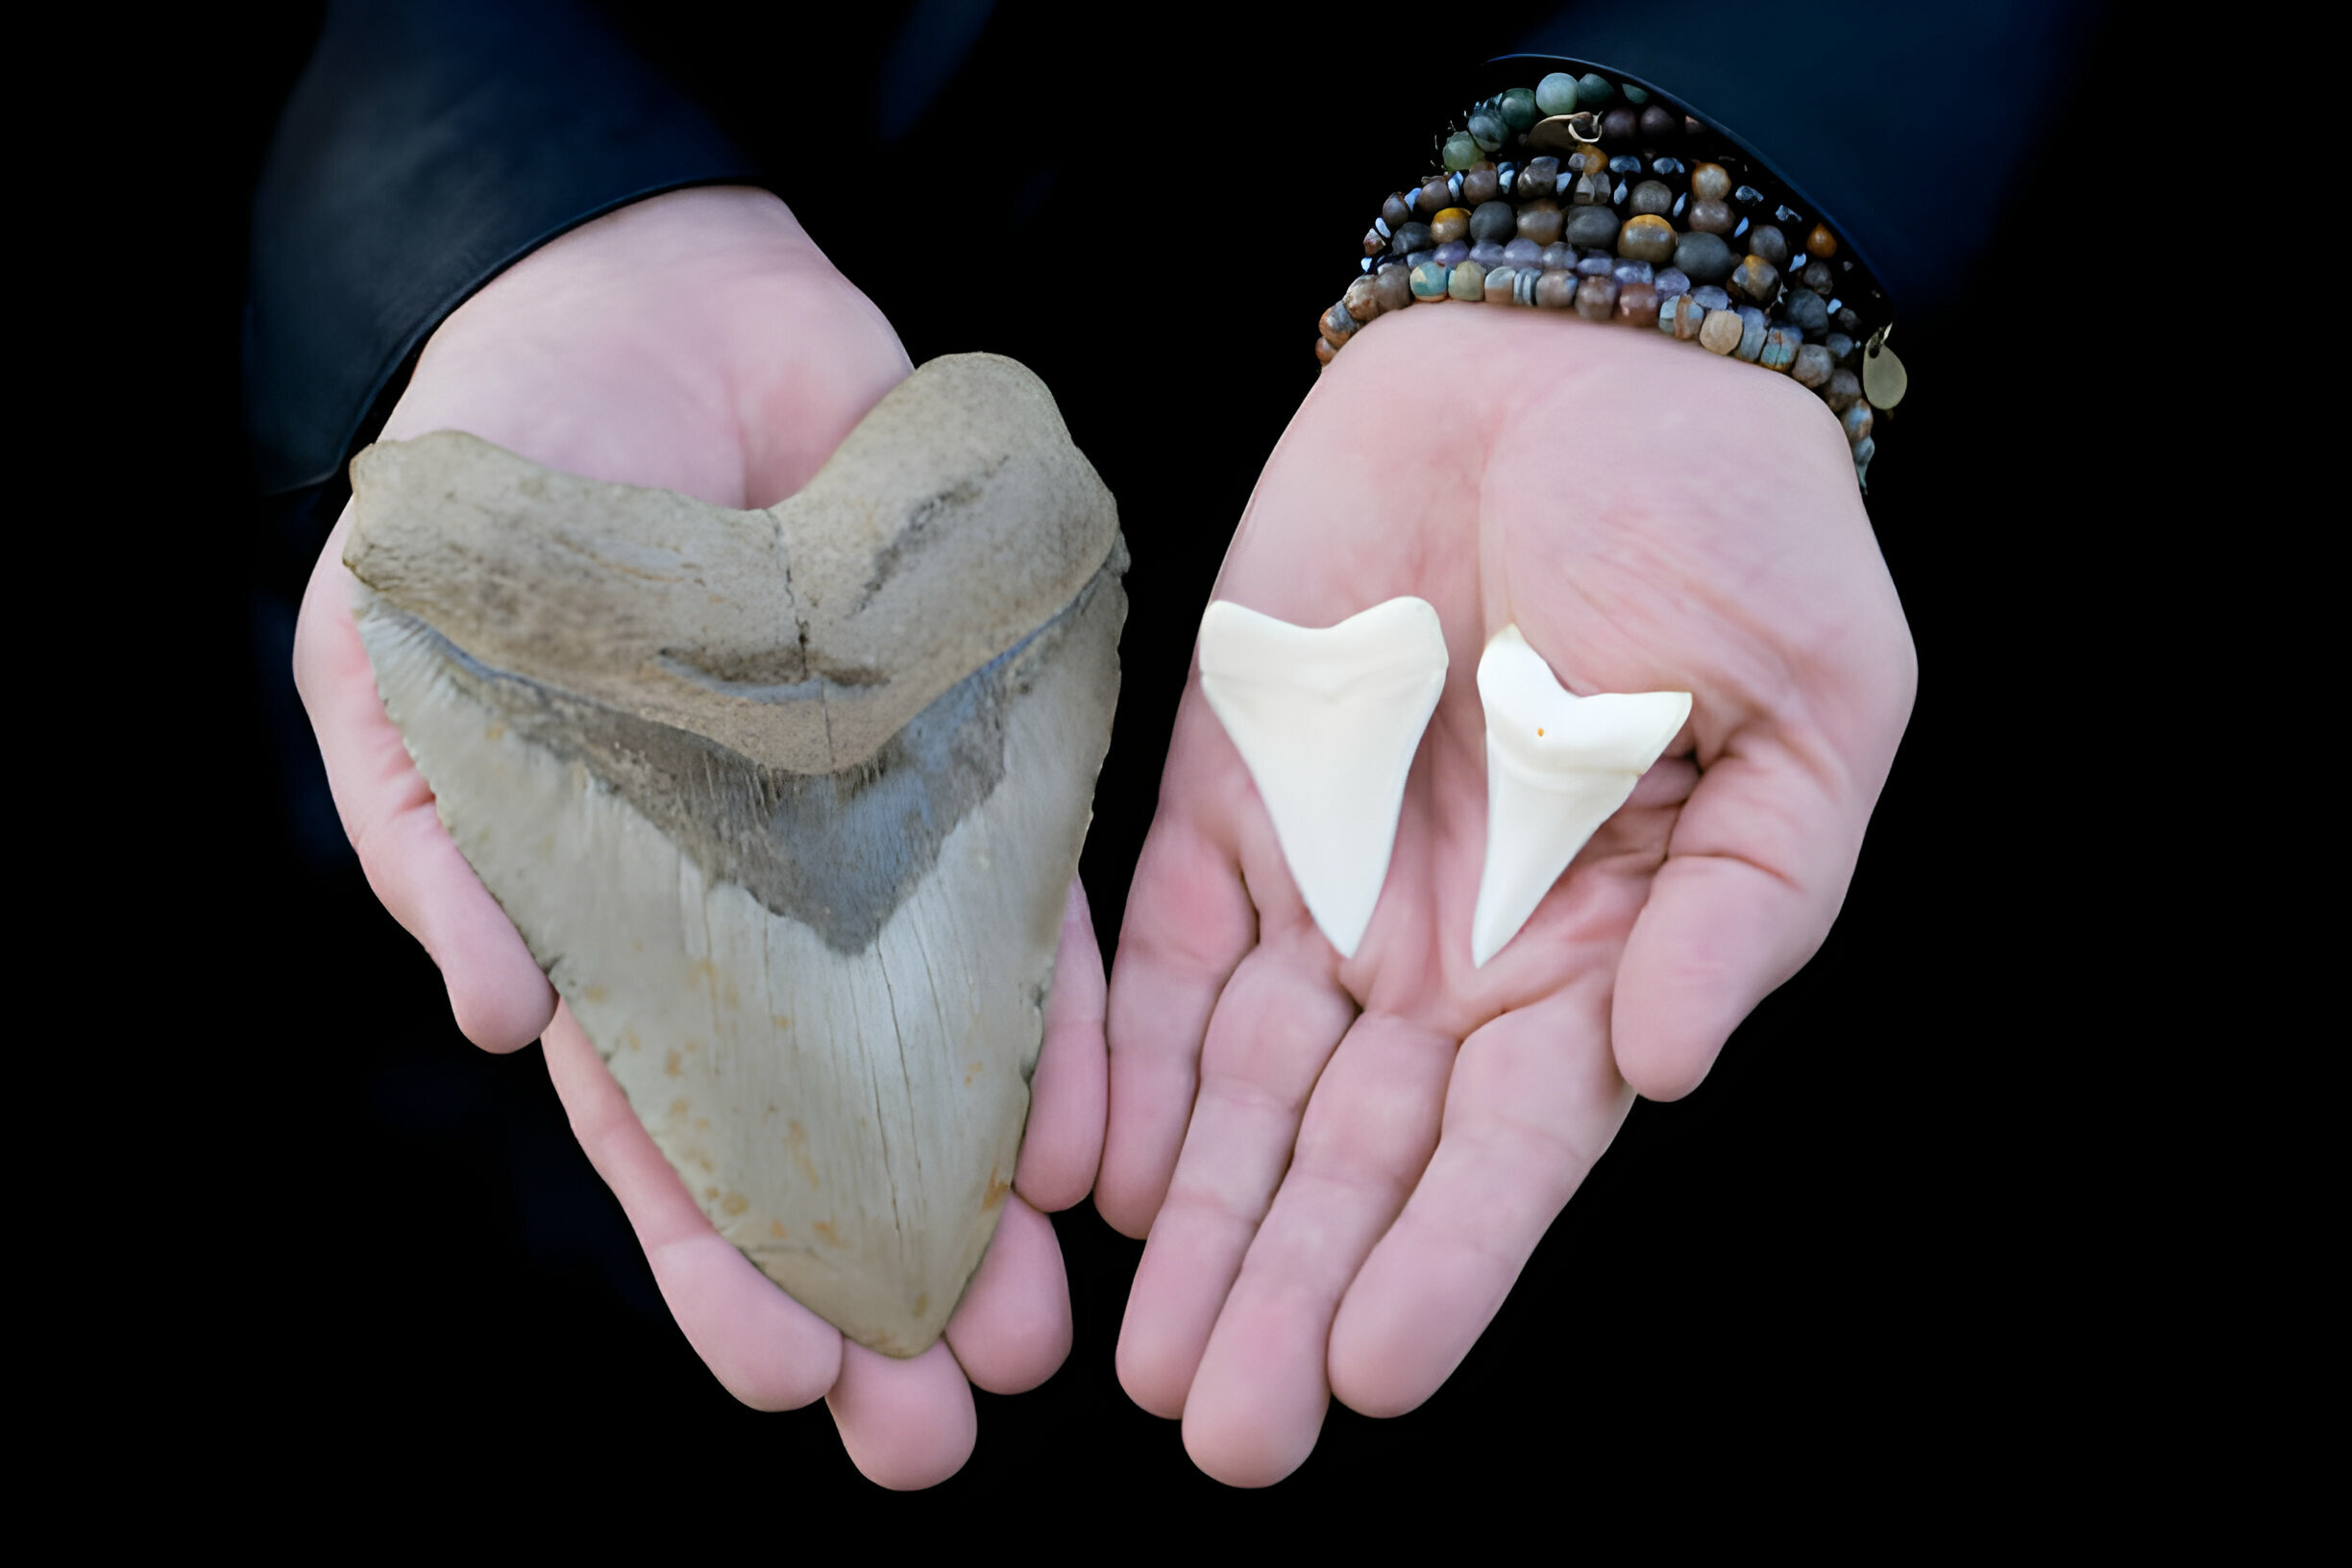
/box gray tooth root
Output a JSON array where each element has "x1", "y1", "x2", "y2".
[{"x1": 345, "y1": 354, "x2": 1125, "y2": 1358}]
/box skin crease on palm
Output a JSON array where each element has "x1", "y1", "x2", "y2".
[
  {"x1": 1097, "y1": 301, "x2": 1917, "y2": 1485},
  {"x1": 292, "y1": 187, "x2": 1111, "y2": 1490}
]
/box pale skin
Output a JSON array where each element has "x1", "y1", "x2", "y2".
[
  {"x1": 296, "y1": 185, "x2": 1916, "y2": 1489},
  {"x1": 1098, "y1": 300, "x2": 1916, "y2": 1484}
]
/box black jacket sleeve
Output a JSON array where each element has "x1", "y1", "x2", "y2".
[{"x1": 243, "y1": 0, "x2": 759, "y2": 497}]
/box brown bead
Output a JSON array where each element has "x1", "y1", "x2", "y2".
[
  {"x1": 1461, "y1": 161, "x2": 1500, "y2": 205},
  {"x1": 1601, "y1": 106, "x2": 1638, "y2": 141},
  {"x1": 1519, "y1": 156, "x2": 1561, "y2": 197},
  {"x1": 1319, "y1": 303, "x2": 1358, "y2": 348},
  {"x1": 1419, "y1": 176, "x2": 1454, "y2": 211},
  {"x1": 1429, "y1": 207, "x2": 1471, "y2": 245},
  {"x1": 1382, "y1": 192, "x2": 1413, "y2": 230},
  {"x1": 1362, "y1": 228, "x2": 1386, "y2": 257},
  {"x1": 1535, "y1": 270, "x2": 1578, "y2": 308},
  {"x1": 1342, "y1": 275, "x2": 1383, "y2": 322},
  {"x1": 1629, "y1": 179, "x2": 1674, "y2": 217},
  {"x1": 1575, "y1": 276, "x2": 1619, "y2": 321},
  {"x1": 1686, "y1": 196, "x2": 1734, "y2": 234},
  {"x1": 1802, "y1": 259, "x2": 1834, "y2": 295},
  {"x1": 1566, "y1": 146, "x2": 1607, "y2": 174},
  {"x1": 1673, "y1": 295, "x2": 1706, "y2": 340},
  {"x1": 1314, "y1": 335, "x2": 1336, "y2": 367},
  {"x1": 1842, "y1": 401, "x2": 1874, "y2": 445},
  {"x1": 1806, "y1": 224, "x2": 1838, "y2": 259},
  {"x1": 1640, "y1": 104, "x2": 1678, "y2": 139},
  {"x1": 1374, "y1": 265, "x2": 1415, "y2": 311},
  {"x1": 1618, "y1": 213, "x2": 1678, "y2": 263},
  {"x1": 1825, "y1": 368, "x2": 1861, "y2": 412},
  {"x1": 1746, "y1": 224, "x2": 1790, "y2": 269},
  {"x1": 1698, "y1": 307, "x2": 1743, "y2": 355},
  {"x1": 1792, "y1": 342, "x2": 1834, "y2": 388},
  {"x1": 1729, "y1": 254, "x2": 1780, "y2": 304},
  {"x1": 1614, "y1": 281, "x2": 1659, "y2": 324},
  {"x1": 1515, "y1": 198, "x2": 1565, "y2": 246},
  {"x1": 1691, "y1": 161, "x2": 1731, "y2": 202}
]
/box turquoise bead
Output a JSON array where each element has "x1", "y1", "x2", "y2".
[
  {"x1": 1535, "y1": 73, "x2": 1579, "y2": 115},
  {"x1": 1443, "y1": 132, "x2": 1482, "y2": 172},
  {"x1": 1734, "y1": 306, "x2": 1768, "y2": 362},
  {"x1": 1577, "y1": 73, "x2": 1613, "y2": 107},
  {"x1": 1410, "y1": 262, "x2": 1453, "y2": 301},
  {"x1": 1622, "y1": 84, "x2": 1650, "y2": 105},
  {"x1": 1501, "y1": 87, "x2": 1537, "y2": 130},
  {"x1": 1467, "y1": 110, "x2": 1507, "y2": 153}
]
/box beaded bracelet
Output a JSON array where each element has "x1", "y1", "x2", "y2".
[{"x1": 1315, "y1": 56, "x2": 1909, "y2": 489}]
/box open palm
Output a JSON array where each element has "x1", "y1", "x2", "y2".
[
  {"x1": 1098, "y1": 302, "x2": 1916, "y2": 1485},
  {"x1": 293, "y1": 188, "x2": 1107, "y2": 1488}
]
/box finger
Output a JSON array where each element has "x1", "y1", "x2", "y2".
[
  {"x1": 825, "y1": 1340, "x2": 978, "y2": 1490},
  {"x1": 1114, "y1": 945, "x2": 1356, "y2": 1420},
  {"x1": 1099, "y1": 721, "x2": 1259, "y2": 1236},
  {"x1": 540, "y1": 1002, "x2": 844, "y2": 1410},
  {"x1": 1327, "y1": 989, "x2": 1632, "y2": 1419},
  {"x1": 295, "y1": 509, "x2": 554, "y2": 1051},
  {"x1": 942, "y1": 1193, "x2": 1071, "y2": 1395},
  {"x1": 1611, "y1": 735, "x2": 1860, "y2": 1100},
  {"x1": 1179, "y1": 1011, "x2": 1455, "y2": 1486},
  {"x1": 1015, "y1": 879, "x2": 1107, "y2": 1213}
]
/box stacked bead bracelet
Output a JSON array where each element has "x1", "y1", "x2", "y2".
[{"x1": 1314, "y1": 61, "x2": 1909, "y2": 489}]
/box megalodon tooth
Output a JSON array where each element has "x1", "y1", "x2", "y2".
[{"x1": 345, "y1": 354, "x2": 1127, "y2": 1357}]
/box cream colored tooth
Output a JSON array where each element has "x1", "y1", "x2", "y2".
[
  {"x1": 1197, "y1": 598, "x2": 1447, "y2": 958},
  {"x1": 1471, "y1": 625, "x2": 1690, "y2": 968}
]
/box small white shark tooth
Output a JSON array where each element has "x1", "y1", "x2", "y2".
[
  {"x1": 345, "y1": 354, "x2": 1126, "y2": 1357},
  {"x1": 1471, "y1": 625, "x2": 1690, "y2": 968},
  {"x1": 1196, "y1": 598, "x2": 1447, "y2": 958}
]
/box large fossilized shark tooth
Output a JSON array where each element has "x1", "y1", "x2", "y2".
[
  {"x1": 1196, "y1": 599, "x2": 1447, "y2": 958},
  {"x1": 345, "y1": 354, "x2": 1126, "y2": 1357}
]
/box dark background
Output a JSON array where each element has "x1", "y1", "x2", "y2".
[{"x1": 120, "y1": 0, "x2": 2170, "y2": 1515}]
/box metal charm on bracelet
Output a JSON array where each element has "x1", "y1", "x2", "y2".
[{"x1": 1317, "y1": 58, "x2": 1905, "y2": 491}]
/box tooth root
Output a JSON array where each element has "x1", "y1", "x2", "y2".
[
  {"x1": 1471, "y1": 625, "x2": 1690, "y2": 968},
  {"x1": 1197, "y1": 598, "x2": 1447, "y2": 958}
]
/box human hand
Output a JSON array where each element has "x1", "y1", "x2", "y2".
[
  {"x1": 1098, "y1": 302, "x2": 1916, "y2": 1484},
  {"x1": 292, "y1": 187, "x2": 1108, "y2": 1487}
]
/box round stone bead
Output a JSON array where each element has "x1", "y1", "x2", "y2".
[
  {"x1": 1575, "y1": 254, "x2": 1614, "y2": 277},
  {"x1": 1824, "y1": 331, "x2": 1855, "y2": 364},
  {"x1": 1469, "y1": 240, "x2": 1507, "y2": 267},
  {"x1": 1792, "y1": 342, "x2": 1833, "y2": 387},
  {"x1": 1520, "y1": 156, "x2": 1561, "y2": 196},
  {"x1": 1374, "y1": 266, "x2": 1415, "y2": 311},
  {"x1": 1782, "y1": 287, "x2": 1828, "y2": 336},
  {"x1": 1615, "y1": 280, "x2": 1659, "y2": 324},
  {"x1": 1578, "y1": 72, "x2": 1614, "y2": 106},
  {"x1": 1444, "y1": 133, "x2": 1482, "y2": 172},
  {"x1": 1564, "y1": 206, "x2": 1621, "y2": 249},
  {"x1": 1575, "y1": 276, "x2": 1619, "y2": 320},
  {"x1": 1602, "y1": 107, "x2": 1638, "y2": 142},
  {"x1": 1729, "y1": 254, "x2": 1780, "y2": 304},
  {"x1": 1760, "y1": 325, "x2": 1801, "y2": 373},
  {"x1": 1539, "y1": 242, "x2": 1577, "y2": 271},
  {"x1": 1693, "y1": 284, "x2": 1731, "y2": 310},
  {"x1": 1471, "y1": 201, "x2": 1516, "y2": 244},
  {"x1": 1802, "y1": 259, "x2": 1834, "y2": 295},
  {"x1": 1535, "y1": 269, "x2": 1577, "y2": 308},
  {"x1": 1629, "y1": 179, "x2": 1674, "y2": 217},
  {"x1": 1734, "y1": 306, "x2": 1768, "y2": 361},
  {"x1": 1461, "y1": 163, "x2": 1501, "y2": 205},
  {"x1": 1851, "y1": 434, "x2": 1875, "y2": 479},
  {"x1": 1362, "y1": 228, "x2": 1385, "y2": 257},
  {"x1": 1415, "y1": 178, "x2": 1451, "y2": 214},
  {"x1": 1842, "y1": 401, "x2": 1874, "y2": 444},
  {"x1": 1618, "y1": 213, "x2": 1678, "y2": 263},
  {"x1": 1691, "y1": 162, "x2": 1731, "y2": 202},
  {"x1": 1342, "y1": 275, "x2": 1383, "y2": 321},
  {"x1": 1623, "y1": 83, "x2": 1650, "y2": 104},
  {"x1": 1429, "y1": 207, "x2": 1471, "y2": 245},
  {"x1": 1806, "y1": 223, "x2": 1838, "y2": 259},
  {"x1": 1571, "y1": 171, "x2": 1614, "y2": 206},
  {"x1": 1450, "y1": 260, "x2": 1487, "y2": 301},
  {"x1": 1319, "y1": 304, "x2": 1358, "y2": 348},
  {"x1": 1673, "y1": 294, "x2": 1706, "y2": 340},
  {"x1": 1825, "y1": 369, "x2": 1861, "y2": 412},
  {"x1": 1836, "y1": 306, "x2": 1863, "y2": 335},
  {"x1": 1698, "y1": 307, "x2": 1743, "y2": 355},
  {"x1": 1502, "y1": 86, "x2": 1539, "y2": 130},
  {"x1": 1502, "y1": 236, "x2": 1543, "y2": 269},
  {"x1": 1687, "y1": 197, "x2": 1734, "y2": 234},
  {"x1": 1383, "y1": 192, "x2": 1413, "y2": 230},
  {"x1": 1468, "y1": 110, "x2": 1507, "y2": 153},
  {"x1": 1674, "y1": 231, "x2": 1735, "y2": 283},
  {"x1": 1611, "y1": 257, "x2": 1654, "y2": 285},
  {"x1": 1640, "y1": 103, "x2": 1678, "y2": 139},
  {"x1": 1484, "y1": 266, "x2": 1518, "y2": 303},
  {"x1": 1747, "y1": 225, "x2": 1790, "y2": 269},
  {"x1": 1390, "y1": 221, "x2": 1433, "y2": 256},
  {"x1": 1433, "y1": 240, "x2": 1469, "y2": 265},
  {"x1": 1536, "y1": 72, "x2": 1580, "y2": 115},
  {"x1": 1314, "y1": 335, "x2": 1336, "y2": 367},
  {"x1": 1567, "y1": 146, "x2": 1609, "y2": 175},
  {"x1": 1655, "y1": 267, "x2": 1690, "y2": 299},
  {"x1": 1410, "y1": 262, "x2": 1452, "y2": 301}
]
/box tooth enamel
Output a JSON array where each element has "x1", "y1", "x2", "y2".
[
  {"x1": 1471, "y1": 625, "x2": 1690, "y2": 968},
  {"x1": 1197, "y1": 598, "x2": 1447, "y2": 958}
]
